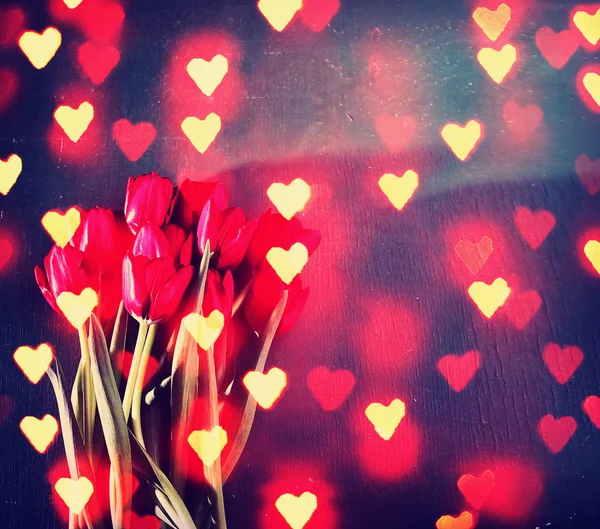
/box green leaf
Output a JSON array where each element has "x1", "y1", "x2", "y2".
[
  {"x1": 222, "y1": 290, "x2": 288, "y2": 483},
  {"x1": 47, "y1": 359, "x2": 104, "y2": 529},
  {"x1": 87, "y1": 313, "x2": 132, "y2": 529},
  {"x1": 170, "y1": 242, "x2": 211, "y2": 494},
  {"x1": 129, "y1": 428, "x2": 199, "y2": 529},
  {"x1": 109, "y1": 300, "x2": 128, "y2": 385}
]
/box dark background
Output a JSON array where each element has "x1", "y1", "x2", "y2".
[{"x1": 1, "y1": 0, "x2": 600, "y2": 528}]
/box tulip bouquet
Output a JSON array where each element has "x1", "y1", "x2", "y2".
[{"x1": 34, "y1": 173, "x2": 320, "y2": 529}]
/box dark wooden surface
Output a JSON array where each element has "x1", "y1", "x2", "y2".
[{"x1": 1, "y1": 0, "x2": 600, "y2": 528}]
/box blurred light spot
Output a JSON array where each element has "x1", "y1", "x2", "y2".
[
  {"x1": 187, "y1": 54, "x2": 229, "y2": 97},
  {"x1": 437, "y1": 351, "x2": 481, "y2": 392},
  {"x1": 187, "y1": 426, "x2": 228, "y2": 467},
  {"x1": 503, "y1": 101, "x2": 543, "y2": 142},
  {"x1": 54, "y1": 101, "x2": 94, "y2": 143},
  {"x1": 572, "y1": 6, "x2": 600, "y2": 45},
  {"x1": 275, "y1": 492, "x2": 317, "y2": 529},
  {"x1": 440, "y1": 120, "x2": 483, "y2": 161},
  {"x1": 56, "y1": 287, "x2": 99, "y2": 329},
  {"x1": 378, "y1": 170, "x2": 418, "y2": 211},
  {"x1": 306, "y1": 366, "x2": 355, "y2": 411},
  {"x1": 455, "y1": 236, "x2": 493, "y2": 275},
  {"x1": 584, "y1": 239, "x2": 600, "y2": 274},
  {"x1": 19, "y1": 414, "x2": 59, "y2": 453},
  {"x1": 435, "y1": 511, "x2": 474, "y2": 529},
  {"x1": 472, "y1": 3, "x2": 511, "y2": 41},
  {"x1": 538, "y1": 414, "x2": 577, "y2": 454},
  {"x1": 13, "y1": 343, "x2": 54, "y2": 384},
  {"x1": 112, "y1": 119, "x2": 156, "y2": 162},
  {"x1": 41, "y1": 207, "x2": 81, "y2": 247},
  {"x1": 0, "y1": 153, "x2": 22, "y2": 195},
  {"x1": 258, "y1": 0, "x2": 302, "y2": 32},
  {"x1": 54, "y1": 477, "x2": 94, "y2": 514},
  {"x1": 267, "y1": 178, "x2": 311, "y2": 220},
  {"x1": 365, "y1": 398, "x2": 405, "y2": 440},
  {"x1": 267, "y1": 243, "x2": 309, "y2": 284},
  {"x1": 535, "y1": 27, "x2": 579, "y2": 69},
  {"x1": 458, "y1": 469, "x2": 495, "y2": 509},
  {"x1": 243, "y1": 367, "x2": 288, "y2": 409},
  {"x1": 467, "y1": 277, "x2": 511, "y2": 318},
  {"x1": 476, "y1": 43, "x2": 517, "y2": 84},
  {"x1": 77, "y1": 43, "x2": 120, "y2": 84},
  {"x1": 181, "y1": 113, "x2": 221, "y2": 154},
  {"x1": 18, "y1": 27, "x2": 61, "y2": 69},
  {"x1": 575, "y1": 154, "x2": 600, "y2": 195}
]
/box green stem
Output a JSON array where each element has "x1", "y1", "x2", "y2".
[
  {"x1": 131, "y1": 323, "x2": 158, "y2": 448},
  {"x1": 123, "y1": 321, "x2": 149, "y2": 422},
  {"x1": 78, "y1": 325, "x2": 95, "y2": 462},
  {"x1": 206, "y1": 344, "x2": 227, "y2": 529}
]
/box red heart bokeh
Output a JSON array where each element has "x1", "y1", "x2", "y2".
[
  {"x1": 112, "y1": 120, "x2": 157, "y2": 162},
  {"x1": 77, "y1": 43, "x2": 120, "y2": 85},
  {"x1": 535, "y1": 27, "x2": 579, "y2": 69},
  {"x1": 437, "y1": 351, "x2": 480, "y2": 392},
  {"x1": 307, "y1": 366, "x2": 355, "y2": 411},
  {"x1": 538, "y1": 415, "x2": 577, "y2": 454},
  {"x1": 542, "y1": 344, "x2": 584, "y2": 384},
  {"x1": 457, "y1": 469, "x2": 495, "y2": 510},
  {"x1": 514, "y1": 206, "x2": 555, "y2": 249}
]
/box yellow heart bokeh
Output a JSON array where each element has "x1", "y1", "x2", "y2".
[
  {"x1": 267, "y1": 242, "x2": 309, "y2": 285},
  {"x1": 267, "y1": 179, "x2": 311, "y2": 220},
  {"x1": 573, "y1": 8, "x2": 600, "y2": 45},
  {"x1": 63, "y1": 0, "x2": 84, "y2": 8},
  {"x1": 583, "y1": 72, "x2": 600, "y2": 107},
  {"x1": 476, "y1": 44, "x2": 517, "y2": 84},
  {"x1": 183, "y1": 310, "x2": 225, "y2": 350},
  {"x1": 188, "y1": 426, "x2": 228, "y2": 467},
  {"x1": 257, "y1": 0, "x2": 302, "y2": 32},
  {"x1": 13, "y1": 343, "x2": 54, "y2": 384},
  {"x1": 441, "y1": 120, "x2": 483, "y2": 162},
  {"x1": 56, "y1": 288, "x2": 98, "y2": 329},
  {"x1": 54, "y1": 477, "x2": 94, "y2": 514},
  {"x1": 243, "y1": 367, "x2": 287, "y2": 409},
  {"x1": 378, "y1": 170, "x2": 419, "y2": 211},
  {"x1": 54, "y1": 102, "x2": 94, "y2": 143},
  {"x1": 41, "y1": 207, "x2": 81, "y2": 248},
  {"x1": 365, "y1": 398, "x2": 406, "y2": 441},
  {"x1": 0, "y1": 154, "x2": 22, "y2": 196},
  {"x1": 472, "y1": 4, "x2": 511, "y2": 42},
  {"x1": 584, "y1": 240, "x2": 600, "y2": 274},
  {"x1": 18, "y1": 27, "x2": 62, "y2": 69},
  {"x1": 187, "y1": 54, "x2": 229, "y2": 97},
  {"x1": 436, "y1": 511, "x2": 474, "y2": 529},
  {"x1": 20, "y1": 414, "x2": 59, "y2": 454},
  {"x1": 275, "y1": 492, "x2": 318, "y2": 529},
  {"x1": 468, "y1": 278, "x2": 511, "y2": 318},
  {"x1": 181, "y1": 113, "x2": 221, "y2": 154}
]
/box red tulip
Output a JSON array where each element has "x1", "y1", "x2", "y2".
[
  {"x1": 69, "y1": 207, "x2": 133, "y2": 322},
  {"x1": 197, "y1": 199, "x2": 258, "y2": 270},
  {"x1": 172, "y1": 179, "x2": 228, "y2": 232},
  {"x1": 124, "y1": 172, "x2": 176, "y2": 235},
  {"x1": 203, "y1": 269, "x2": 234, "y2": 319},
  {"x1": 245, "y1": 209, "x2": 320, "y2": 271},
  {"x1": 244, "y1": 264, "x2": 309, "y2": 336},
  {"x1": 122, "y1": 224, "x2": 193, "y2": 323},
  {"x1": 34, "y1": 245, "x2": 96, "y2": 316}
]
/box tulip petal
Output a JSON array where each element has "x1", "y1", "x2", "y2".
[
  {"x1": 197, "y1": 198, "x2": 218, "y2": 257},
  {"x1": 133, "y1": 224, "x2": 171, "y2": 259},
  {"x1": 149, "y1": 266, "x2": 193, "y2": 322},
  {"x1": 122, "y1": 254, "x2": 150, "y2": 320},
  {"x1": 34, "y1": 265, "x2": 59, "y2": 312},
  {"x1": 125, "y1": 173, "x2": 175, "y2": 235}
]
